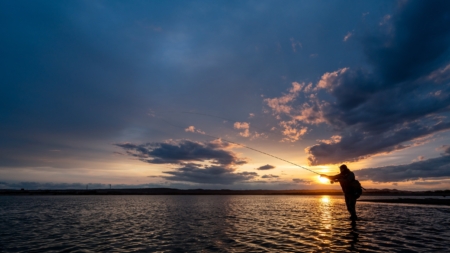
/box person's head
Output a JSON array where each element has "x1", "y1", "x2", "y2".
[{"x1": 339, "y1": 164, "x2": 349, "y2": 173}]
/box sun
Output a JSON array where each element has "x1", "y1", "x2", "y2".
[{"x1": 318, "y1": 175, "x2": 330, "y2": 184}]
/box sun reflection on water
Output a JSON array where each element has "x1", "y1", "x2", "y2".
[
  {"x1": 319, "y1": 195, "x2": 332, "y2": 247},
  {"x1": 321, "y1": 196, "x2": 330, "y2": 203}
]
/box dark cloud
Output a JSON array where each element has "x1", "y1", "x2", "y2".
[
  {"x1": 261, "y1": 174, "x2": 279, "y2": 179},
  {"x1": 115, "y1": 140, "x2": 246, "y2": 166},
  {"x1": 116, "y1": 140, "x2": 256, "y2": 185},
  {"x1": 256, "y1": 164, "x2": 275, "y2": 170},
  {"x1": 302, "y1": 1, "x2": 450, "y2": 165},
  {"x1": 292, "y1": 178, "x2": 311, "y2": 184},
  {"x1": 162, "y1": 164, "x2": 258, "y2": 184},
  {"x1": 355, "y1": 155, "x2": 450, "y2": 183},
  {"x1": 437, "y1": 145, "x2": 450, "y2": 155},
  {"x1": 307, "y1": 121, "x2": 450, "y2": 165},
  {"x1": 364, "y1": 1, "x2": 450, "y2": 83}
]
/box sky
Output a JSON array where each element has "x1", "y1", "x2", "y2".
[{"x1": 1, "y1": 0, "x2": 450, "y2": 190}]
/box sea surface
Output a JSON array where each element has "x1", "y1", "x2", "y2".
[{"x1": 1, "y1": 195, "x2": 449, "y2": 252}]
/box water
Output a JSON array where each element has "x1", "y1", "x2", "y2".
[{"x1": 1, "y1": 195, "x2": 449, "y2": 252}]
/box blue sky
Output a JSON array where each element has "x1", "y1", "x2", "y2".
[{"x1": 1, "y1": 0, "x2": 450, "y2": 190}]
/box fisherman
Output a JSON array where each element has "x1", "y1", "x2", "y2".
[{"x1": 320, "y1": 164, "x2": 361, "y2": 220}]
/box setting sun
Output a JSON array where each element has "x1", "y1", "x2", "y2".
[{"x1": 318, "y1": 176, "x2": 330, "y2": 184}]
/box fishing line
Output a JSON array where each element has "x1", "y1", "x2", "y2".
[
  {"x1": 201, "y1": 132, "x2": 320, "y2": 175},
  {"x1": 153, "y1": 115, "x2": 320, "y2": 176}
]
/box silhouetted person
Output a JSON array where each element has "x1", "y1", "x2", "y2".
[{"x1": 321, "y1": 164, "x2": 361, "y2": 220}]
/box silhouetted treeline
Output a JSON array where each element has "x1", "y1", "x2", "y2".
[{"x1": 0, "y1": 188, "x2": 449, "y2": 196}]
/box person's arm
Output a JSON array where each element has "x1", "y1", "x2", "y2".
[{"x1": 320, "y1": 173, "x2": 342, "y2": 182}]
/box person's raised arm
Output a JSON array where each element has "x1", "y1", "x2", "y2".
[{"x1": 320, "y1": 173, "x2": 341, "y2": 182}]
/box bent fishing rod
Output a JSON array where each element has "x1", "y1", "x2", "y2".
[
  {"x1": 200, "y1": 132, "x2": 320, "y2": 175},
  {"x1": 155, "y1": 115, "x2": 320, "y2": 176}
]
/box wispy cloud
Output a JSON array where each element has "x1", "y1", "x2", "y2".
[
  {"x1": 290, "y1": 38, "x2": 302, "y2": 52},
  {"x1": 343, "y1": 32, "x2": 352, "y2": 41},
  {"x1": 292, "y1": 178, "x2": 311, "y2": 184}
]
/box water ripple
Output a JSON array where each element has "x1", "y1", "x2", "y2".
[{"x1": 0, "y1": 195, "x2": 449, "y2": 252}]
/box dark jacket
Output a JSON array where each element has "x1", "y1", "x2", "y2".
[{"x1": 329, "y1": 170, "x2": 355, "y2": 195}]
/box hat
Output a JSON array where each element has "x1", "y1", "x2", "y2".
[{"x1": 339, "y1": 164, "x2": 348, "y2": 170}]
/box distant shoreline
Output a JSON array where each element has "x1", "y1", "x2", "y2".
[{"x1": 1, "y1": 188, "x2": 449, "y2": 196}]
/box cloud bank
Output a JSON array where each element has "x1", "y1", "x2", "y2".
[
  {"x1": 115, "y1": 140, "x2": 258, "y2": 185},
  {"x1": 355, "y1": 155, "x2": 450, "y2": 183},
  {"x1": 265, "y1": 1, "x2": 450, "y2": 165},
  {"x1": 115, "y1": 140, "x2": 246, "y2": 166}
]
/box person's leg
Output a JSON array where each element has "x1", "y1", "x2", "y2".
[
  {"x1": 345, "y1": 194, "x2": 351, "y2": 215},
  {"x1": 345, "y1": 194, "x2": 357, "y2": 219},
  {"x1": 349, "y1": 195, "x2": 357, "y2": 219}
]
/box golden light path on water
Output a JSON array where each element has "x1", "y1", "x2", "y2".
[{"x1": 320, "y1": 196, "x2": 332, "y2": 246}]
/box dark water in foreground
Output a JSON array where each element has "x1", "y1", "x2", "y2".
[{"x1": 1, "y1": 196, "x2": 449, "y2": 252}]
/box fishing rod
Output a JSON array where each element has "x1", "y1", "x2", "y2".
[
  {"x1": 201, "y1": 132, "x2": 320, "y2": 175},
  {"x1": 153, "y1": 115, "x2": 320, "y2": 175},
  {"x1": 174, "y1": 112, "x2": 367, "y2": 190}
]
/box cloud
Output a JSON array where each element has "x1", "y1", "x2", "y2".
[
  {"x1": 162, "y1": 164, "x2": 258, "y2": 184},
  {"x1": 317, "y1": 135, "x2": 342, "y2": 144},
  {"x1": 185, "y1": 126, "x2": 205, "y2": 134},
  {"x1": 185, "y1": 126, "x2": 196, "y2": 132},
  {"x1": 343, "y1": 32, "x2": 352, "y2": 41},
  {"x1": 290, "y1": 38, "x2": 302, "y2": 52},
  {"x1": 266, "y1": 1, "x2": 450, "y2": 165},
  {"x1": 263, "y1": 82, "x2": 314, "y2": 142},
  {"x1": 264, "y1": 82, "x2": 304, "y2": 115},
  {"x1": 437, "y1": 145, "x2": 450, "y2": 155},
  {"x1": 355, "y1": 152, "x2": 450, "y2": 182},
  {"x1": 292, "y1": 178, "x2": 311, "y2": 184},
  {"x1": 412, "y1": 155, "x2": 426, "y2": 162},
  {"x1": 427, "y1": 63, "x2": 450, "y2": 83},
  {"x1": 256, "y1": 164, "x2": 275, "y2": 170},
  {"x1": 233, "y1": 121, "x2": 266, "y2": 139},
  {"x1": 234, "y1": 122, "x2": 250, "y2": 130},
  {"x1": 115, "y1": 140, "x2": 246, "y2": 166},
  {"x1": 115, "y1": 139, "x2": 259, "y2": 185},
  {"x1": 279, "y1": 121, "x2": 307, "y2": 142},
  {"x1": 261, "y1": 174, "x2": 279, "y2": 179},
  {"x1": 234, "y1": 121, "x2": 250, "y2": 137}
]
